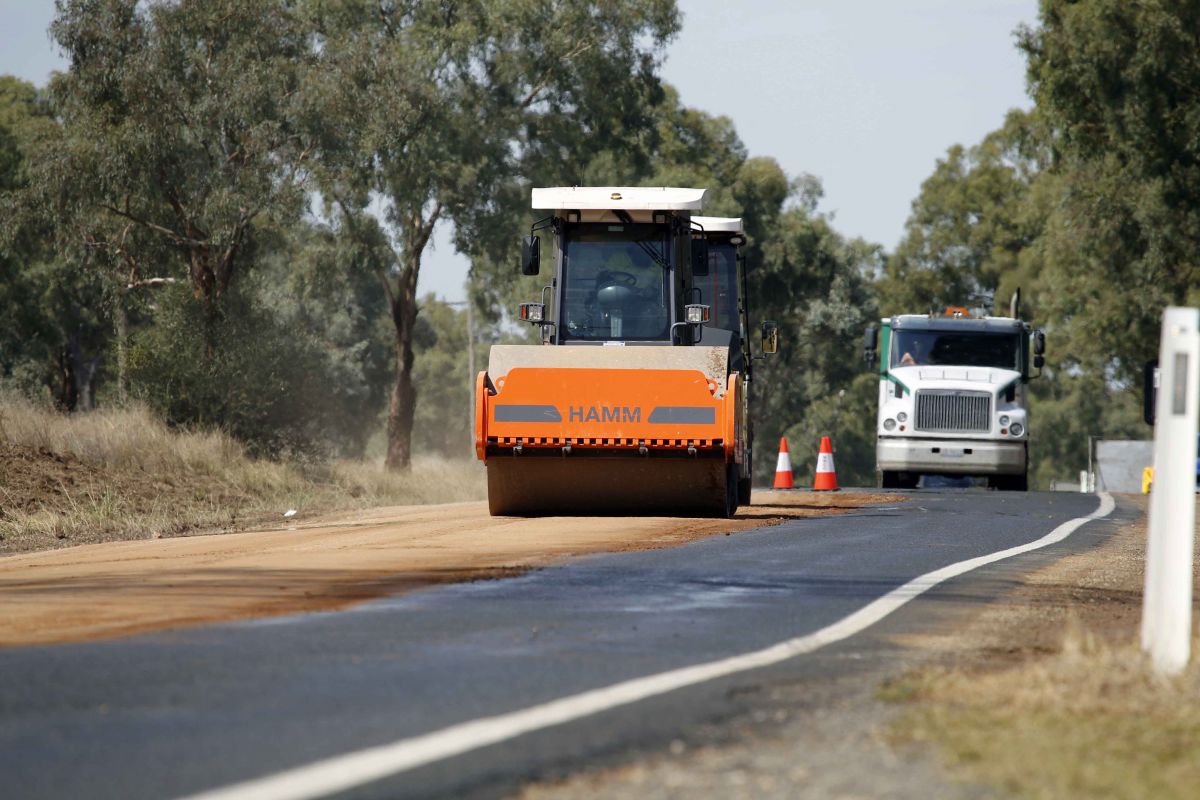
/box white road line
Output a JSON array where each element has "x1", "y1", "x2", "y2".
[{"x1": 182, "y1": 493, "x2": 1116, "y2": 800}]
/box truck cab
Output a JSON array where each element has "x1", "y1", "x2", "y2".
[{"x1": 865, "y1": 308, "x2": 1045, "y2": 491}]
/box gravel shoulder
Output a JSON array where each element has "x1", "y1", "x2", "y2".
[{"x1": 0, "y1": 490, "x2": 898, "y2": 647}]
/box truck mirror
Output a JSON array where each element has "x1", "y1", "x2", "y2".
[
  {"x1": 761, "y1": 321, "x2": 779, "y2": 355},
  {"x1": 1033, "y1": 330, "x2": 1046, "y2": 355},
  {"x1": 863, "y1": 326, "x2": 877, "y2": 363},
  {"x1": 1033, "y1": 354, "x2": 1044, "y2": 370},
  {"x1": 691, "y1": 238, "x2": 709, "y2": 277},
  {"x1": 521, "y1": 236, "x2": 540, "y2": 276},
  {"x1": 1144, "y1": 359, "x2": 1159, "y2": 425}
]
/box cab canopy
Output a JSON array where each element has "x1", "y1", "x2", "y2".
[{"x1": 532, "y1": 186, "x2": 706, "y2": 211}]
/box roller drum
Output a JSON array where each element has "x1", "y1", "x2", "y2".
[{"x1": 487, "y1": 457, "x2": 736, "y2": 518}]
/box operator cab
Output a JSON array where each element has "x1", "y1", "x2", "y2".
[
  {"x1": 691, "y1": 215, "x2": 750, "y2": 374},
  {"x1": 517, "y1": 187, "x2": 711, "y2": 347}
]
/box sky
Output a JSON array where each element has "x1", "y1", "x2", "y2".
[{"x1": 0, "y1": 0, "x2": 1037, "y2": 303}]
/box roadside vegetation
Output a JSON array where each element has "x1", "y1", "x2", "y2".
[
  {"x1": 881, "y1": 504, "x2": 1200, "y2": 799},
  {"x1": 0, "y1": 395, "x2": 483, "y2": 555}
]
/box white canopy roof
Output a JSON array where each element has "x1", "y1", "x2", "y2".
[
  {"x1": 532, "y1": 186, "x2": 706, "y2": 212},
  {"x1": 691, "y1": 216, "x2": 743, "y2": 234}
]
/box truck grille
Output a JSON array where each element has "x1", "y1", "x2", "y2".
[{"x1": 915, "y1": 390, "x2": 991, "y2": 433}]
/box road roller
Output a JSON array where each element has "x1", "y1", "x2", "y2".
[{"x1": 474, "y1": 187, "x2": 777, "y2": 517}]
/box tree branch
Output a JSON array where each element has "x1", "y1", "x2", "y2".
[
  {"x1": 519, "y1": 39, "x2": 597, "y2": 110},
  {"x1": 99, "y1": 204, "x2": 205, "y2": 247},
  {"x1": 335, "y1": 193, "x2": 401, "y2": 308},
  {"x1": 126, "y1": 277, "x2": 178, "y2": 290}
]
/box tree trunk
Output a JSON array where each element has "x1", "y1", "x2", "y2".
[
  {"x1": 385, "y1": 256, "x2": 422, "y2": 471},
  {"x1": 383, "y1": 206, "x2": 441, "y2": 472},
  {"x1": 52, "y1": 348, "x2": 78, "y2": 413},
  {"x1": 114, "y1": 295, "x2": 129, "y2": 405}
]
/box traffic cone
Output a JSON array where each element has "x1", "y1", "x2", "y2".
[
  {"x1": 813, "y1": 436, "x2": 840, "y2": 491},
  {"x1": 773, "y1": 437, "x2": 795, "y2": 489}
]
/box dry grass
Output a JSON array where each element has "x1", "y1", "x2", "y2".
[
  {"x1": 883, "y1": 505, "x2": 1200, "y2": 800},
  {"x1": 0, "y1": 395, "x2": 484, "y2": 554},
  {"x1": 888, "y1": 631, "x2": 1200, "y2": 800}
]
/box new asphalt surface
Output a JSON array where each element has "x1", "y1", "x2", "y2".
[{"x1": 0, "y1": 490, "x2": 1128, "y2": 799}]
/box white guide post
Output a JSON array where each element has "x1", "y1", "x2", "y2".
[{"x1": 1141, "y1": 307, "x2": 1199, "y2": 675}]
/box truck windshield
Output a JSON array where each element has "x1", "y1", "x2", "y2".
[
  {"x1": 696, "y1": 242, "x2": 739, "y2": 332},
  {"x1": 561, "y1": 224, "x2": 671, "y2": 341},
  {"x1": 891, "y1": 330, "x2": 1020, "y2": 370}
]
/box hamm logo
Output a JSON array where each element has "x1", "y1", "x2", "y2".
[{"x1": 568, "y1": 406, "x2": 641, "y2": 423}]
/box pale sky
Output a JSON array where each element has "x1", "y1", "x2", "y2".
[{"x1": 1, "y1": 0, "x2": 1036, "y2": 303}]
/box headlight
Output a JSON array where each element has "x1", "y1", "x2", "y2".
[
  {"x1": 685, "y1": 304, "x2": 710, "y2": 324},
  {"x1": 519, "y1": 302, "x2": 545, "y2": 323},
  {"x1": 1010, "y1": 422, "x2": 1024, "y2": 436},
  {"x1": 999, "y1": 414, "x2": 1010, "y2": 427},
  {"x1": 897, "y1": 412, "x2": 908, "y2": 423},
  {"x1": 883, "y1": 418, "x2": 896, "y2": 431}
]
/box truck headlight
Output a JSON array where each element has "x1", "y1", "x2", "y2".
[
  {"x1": 883, "y1": 418, "x2": 896, "y2": 431},
  {"x1": 1010, "y1": 422, "x2": 1024, "y2": 436},
  {"x1": 897, "y1": 412, "x2": 908, "y2": 423},
  {"x1": 999, "y1": 414, "x2": 1010, "y2": 427}
]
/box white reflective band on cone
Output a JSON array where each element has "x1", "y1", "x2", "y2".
[
  {"x1": 816, "y1": 452, "x2": 835, "y2": 472},
  {"x1": 776, "y1": 450, "x2": 792, "y2": 472}
]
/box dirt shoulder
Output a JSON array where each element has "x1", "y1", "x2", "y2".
[{"x1": 0, "y1": 490, "x2": 899, "y2": 648}]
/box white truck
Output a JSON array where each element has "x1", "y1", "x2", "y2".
[{"x1": 864, "y1": 304, "x2": 1045, "y2": 491}]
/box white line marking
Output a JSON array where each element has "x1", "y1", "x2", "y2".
[{"x1": 182, "y1": 493, "x2": 1116, "y2": 800}]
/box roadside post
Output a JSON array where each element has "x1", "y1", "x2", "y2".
[{"x1": 1140, "y1": 307, "x2": 1199, "y2": 675}]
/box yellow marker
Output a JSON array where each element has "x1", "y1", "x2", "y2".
[{"x1": 1142, "y1": 466, "x2": 1154, "y2": 494}]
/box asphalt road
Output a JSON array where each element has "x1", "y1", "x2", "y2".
[{"x1": 0, "y1": 490, "x2": 1128, "y2": 800}]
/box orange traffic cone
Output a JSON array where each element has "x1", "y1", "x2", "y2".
[
  {"x1": 813, "y1": 436, "x2": 840, "y2": 491},
  {"x1": 773, "y1": 437, "x2": 795, "y2": 489}
]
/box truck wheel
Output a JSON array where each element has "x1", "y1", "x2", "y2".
[
  {"x1": 882, "y1": 471, "x2": 919, "y2": 489},
  {"x1": 989, "y1": 473, "x2": 1029, "y2": 491}
]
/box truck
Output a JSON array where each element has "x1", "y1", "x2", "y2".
[
  {"x1": 473, "y1": 188, "x2": 776, "y2": 516},
  {"x1": 863, "y1": 303, "x2": 1045, "y2": 491}
]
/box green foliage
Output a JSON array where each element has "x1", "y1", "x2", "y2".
[
  {"x1": 251, "y1": 221, "x2": 395, "y2": 457},
  {"x1": 411, "y1": 297, "x2": 475, "y2": 458},
  {"x1": 752, "y1": 204, "x2": 882, "y2": 485},
  {"x1": 40, "y1": 0, "x2": 317, "y2": 309},
  {"x1": 0, "y1": 75, "x2": 110, "y2": 410},
  {"x1": 1020, "y1": 0, "x2": 1200, "y2": 382},
  {"x1": 125, "y1": 285, "x2": 344, "y2": 458}
]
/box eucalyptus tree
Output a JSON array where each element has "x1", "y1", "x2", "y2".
[
  {"x1": 309, "y1": 0, "x2": 679, "y2": 469},
  {"x1": 38, "y1": 0, "x2": 319, "y2": 328},
  {"x1": 0, "y1": 75, "x2": 109, "y2": 410},
  {"x1": 1020, "y1": 0, "x2": 1200, "y2": 381}
]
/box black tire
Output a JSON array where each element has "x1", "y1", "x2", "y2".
[
  {"x1": 723, "y1": 463, "x2": 740, "y2": 518},
  {"x1": 880, "y1": 470, "x2": 919, "y2": 489},
  {"x1": 737, "y1": 476, "x2": 752, "y2": 506},
  {"x1": 989, "y1": 472, "x2": 1029, "y2": 492}
]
